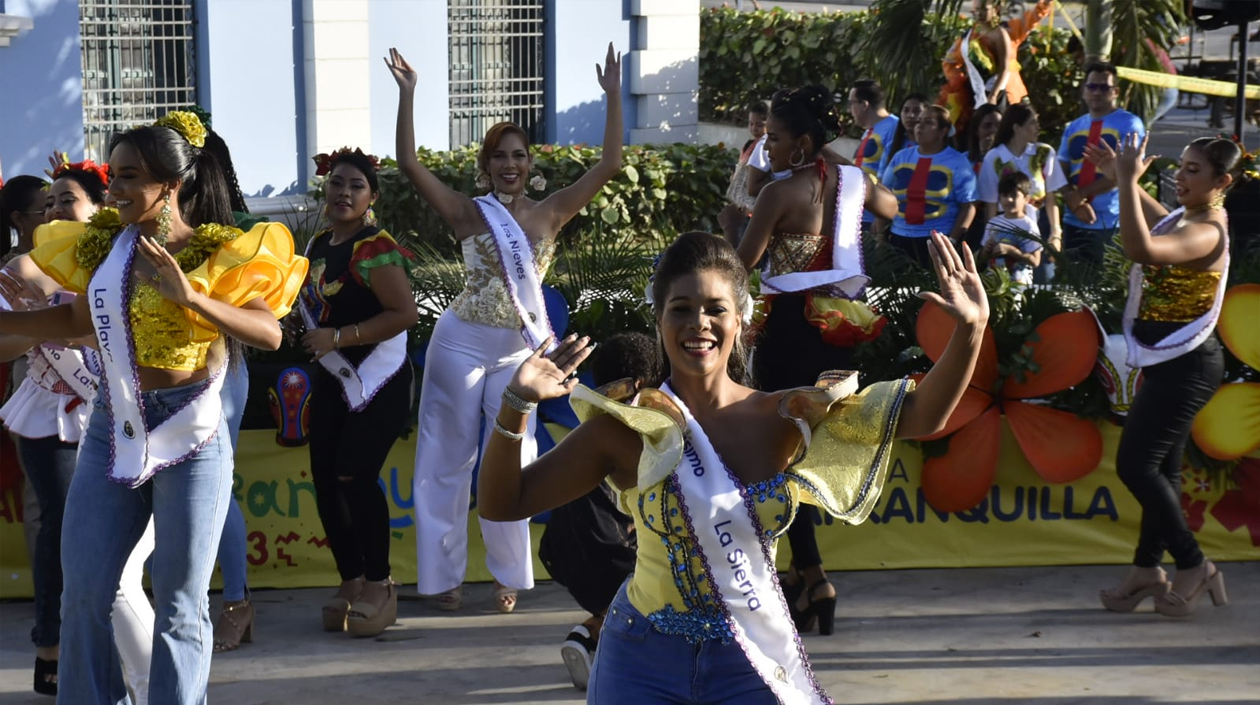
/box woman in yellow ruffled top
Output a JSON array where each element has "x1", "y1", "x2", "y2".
[
  {"x1": 478, "y1": 230, "x2": 988, "y2": 703},
  {"x1": 1086, "y1": 135, "x2": 1239, "y2": 618},
  {"x1": 0, "y1": 112, "x2": 307, "y2": 704}
]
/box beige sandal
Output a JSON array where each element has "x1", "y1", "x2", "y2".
[
  {"x1": 347, "y1": 579, "x2": 398, "y2": 637},
  {"x1": 323, "y1": 578, "x2": 364, "y2": 632},
  {"x1": 493, "y1": 582, "x2": 518, "y2": 614},
  {"x1": 435, "y1": 584, "x2": 463, "y2": 612}
]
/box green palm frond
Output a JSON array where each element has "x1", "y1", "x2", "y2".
[
  {"x1": 860, "y1": 0, "x2": 969, "y2": 99},
  {"x1": 547, "y1": 231, "x2": 669, "y2": 336},
  {"x1": 1107, "y1": 0, "x2": 1186, "y2": 119}
]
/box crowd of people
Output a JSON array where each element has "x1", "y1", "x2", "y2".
[{"x1": 0, "y1": 2, "x2": 1243, "y2": 701}]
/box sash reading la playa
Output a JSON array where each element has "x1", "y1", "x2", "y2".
[
  {"x1": 299, "y1": 236, "x2": 407, "y2": 413},
  {"x1": 474, "y1": 195, "x2": 557, "y2": 353},
  {"x1": 761, "y1": 164, "x2": 869, "y2": 300},
  {"x1": 661, "y1": 383, "x2": 832, "y2": 705},
  {"x1": 1122, "y1": 207, "x2": 1230, "y2": 368},
  {"x1": 90, "y1": 225, "x2": 225, "y2": 488}
]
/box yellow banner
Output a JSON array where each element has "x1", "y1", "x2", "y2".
[
  {"x1": 1117, "y1": 66, "x2": 1260, "y2": 101},
  {"x1": 1, "y1": 422, "x2": 1256, "y2": 598}
]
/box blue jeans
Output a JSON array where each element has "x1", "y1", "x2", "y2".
[
  {"x1": 588, "y1": 580, "x2": 778, "y2": 705},
  {"x1": 59, "y1": 379, "x2": 231, "y2": 705},
  {"x1": 15, "y1": 434, "x2": 78, "y2": 648},
  {"x1": 217, "y1": 360, "x2": 249, "y2": 601}
]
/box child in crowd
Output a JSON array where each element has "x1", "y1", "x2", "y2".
[
  {"x1": 980, "y1": 172, "x2": 1042, "y2": 287},
  {"x1": 538, "y1": 331, "x2": 656, "y2": 691}
]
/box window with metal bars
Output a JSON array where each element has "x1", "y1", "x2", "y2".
[
  {"x1": 79, "y1": 0, "x2": 198, "y2": 161},
  {"x1": 447, "y1": 0, "x2": 545, "y2": 148}
]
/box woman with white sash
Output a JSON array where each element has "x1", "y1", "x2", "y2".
[
  {"x1": 1086, "y1": 134, "x2": 1237, "y2": 617},
  {"x1": 297, "y1": 147, "x2": 418, "y2": 637},
  {"x1": 0, "y1": 113, "x2": 308, "y2": 704},
  {"x1": 386, "y1": 43, "x2": 624, "y2": 612},
  {"x1": 0, "y1": 159, "x2": 155, "y2": 702},
  {"x1": 479, "y1": 230, "x2": 988, "y2": 703},
  {"x1": 725, "y1": 85, "x2": 898, "y2": 636}
]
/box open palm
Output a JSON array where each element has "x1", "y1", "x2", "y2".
[
  {"x1": 385, "y1": 48, "x2": 418, "y2": 92},
  {"x1": 595, "y1": 42, "x2": 621, "y2": 96},
  {"x1": 508, "y1": 334, "x2": 595, "y2": 403},
  {"x1": 920, "y1": 231, "x2": 988, "y2": 327}
]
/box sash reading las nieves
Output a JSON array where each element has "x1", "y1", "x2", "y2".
[
  {"x1": 761, "y1": 164, "x2": 869, "y2": 300},
  {"x1": 661, "y1": 383, "x2": 832, "y2": 705},
  {"x1": 474, "y1": 195, "x2": 557, "y2": 353},
  {"x1": 1122, "y1": 207, "x2": 1230, "y2": 369},
  {"x1": 90, "y1": 225, "x2": 225, "y2": 488},
  {"x1": 300, "y1": 236, "x2": 407, "y2": 413}
]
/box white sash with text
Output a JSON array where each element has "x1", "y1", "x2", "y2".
[
  {"x1": 474, "y1": 195, "x2": 557, "y2": 352},
  {"x1": 762, "y1": 164, "x2": 869, "y2": 300}
]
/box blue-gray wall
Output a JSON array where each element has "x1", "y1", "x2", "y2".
[
  {"x1": 0, "y1": 0, "x2": 85, "y2": 177},
  {"x1": 546, "y1": 0, "x2": 632, "y2": 146}
]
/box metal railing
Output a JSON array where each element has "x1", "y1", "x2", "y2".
[
  {"x1": 447, "y1": 0, "x2": 545, "y2": 147},
  {"x1": 80, "y1": 0, "x2": 197, "y2": 161}
]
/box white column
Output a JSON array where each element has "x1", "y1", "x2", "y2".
[
  {"x1": 302, "y1": 0, "x2": 372, "y2": 165},
  {"x1": 628, "y1": 0, "x2": 699, "y2": 144}
]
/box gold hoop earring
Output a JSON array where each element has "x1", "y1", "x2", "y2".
[{"x1": 789, "y1": 148, "x2": 806, "y2": 168}]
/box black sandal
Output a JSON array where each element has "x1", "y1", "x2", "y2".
[{"x1": 34, "y1": 657, "x2": 57, "y2": 696}]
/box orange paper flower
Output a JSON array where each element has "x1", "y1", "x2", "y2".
[
  {"x1": 914, "y1": 302, "x2": 1104, "y2": 512},
  {"x1": 1191, "y1": 284, "x2": 1260, "y2": 460}
]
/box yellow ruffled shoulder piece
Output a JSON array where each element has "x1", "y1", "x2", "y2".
[
  {"x1": 29, "y1": 220, "x2": 95, "y2": 294},
  {"x1": 780, "y1": 376, "x2": 914, "y2": 523},
  {"x1": 183, "y1": 222, "x2": 310, "y2": 341},
  {"x1": 569, "y1": 380, "x2": 687, "y2": 495}
]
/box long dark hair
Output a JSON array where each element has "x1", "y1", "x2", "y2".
[
  {"x1": 1, "y1": 175, "x2": 48, "y2": 258},
  {"x1": 651, "y1": 231, "x2": 752, "y2": 387},
  {"x1": 966, "y1": 103, "x2": 1004, "y2": 162},
  {"x1": 109, "y1": 124, "x2": 234, "y2": 227},
  {"x1": 992, "y1": 103, "x2": 1036, "y2": 152},
  {"x1": 889, "y1": 92, "x2": 929, "y2": 156},
  {"x1": 770, "y1": 85, "x2": 843, "y2": 159},
  {"x1": 201, "y1": 129, "x2": 249, "y2": 213},
  {"x1": 54, "y1": 170, "x2": 109, "y2": 206}
]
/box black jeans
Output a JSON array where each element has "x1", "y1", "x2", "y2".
[
  {"x1": 309, "y1": 364, "x2": 413, "y2": 582},
  {"x1": 1061, "y1": 224, "x2": 1116, "y2": 273},
  {"x1": 1116, "y1": 322, "x2": 1223, "y2": 570},
  {"x1": 16, "y1": 435, "x2": 78, "y2": 647}
]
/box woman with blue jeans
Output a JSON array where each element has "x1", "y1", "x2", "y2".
[{"x1": 0, "y1": 112, "x2": 307, "y2": 703}]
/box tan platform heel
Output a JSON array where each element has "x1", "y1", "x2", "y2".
[
  {"x1": 323, "y1": 577, "x2": 364, "y2": 632},
  {"x1": 347, "y1": 579, "x2": 398, "y2": 637}
]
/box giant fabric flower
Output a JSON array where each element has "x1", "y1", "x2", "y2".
[
  {"x1": 1192, "y1": 284, "x2": 1260, "y2": 460},
  {"x1": 914, "y1": 302, "x2": 1103, "y2": 512}
]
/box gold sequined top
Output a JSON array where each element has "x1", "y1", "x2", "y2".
[
  {"x1": 1138, "y1": 264, "x2": 1222, "y2": 323},
  {"x1": 568, "y1": 376, "x2": 912, "y2": 640},
  {"x1": 30, "y1": 220, "x2": 309, "y2": 371},
  {"x1": 450, "y1": 232, "x2": 557, "y2": 329}
]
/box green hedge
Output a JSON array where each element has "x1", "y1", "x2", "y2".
[{"x1": 371, "y1": 142, "x2": 737, "y2": 256}]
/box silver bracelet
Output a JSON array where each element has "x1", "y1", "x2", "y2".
[
  {"x1": 493, "y1": 419, "x2": 526, "y2": 441},
  {"x1": 501, "y1": 387, "x2": 538, "y2": 415}
]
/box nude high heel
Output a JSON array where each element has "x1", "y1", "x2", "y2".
[
  {"x1": 1099, "y1": 566, "x2": 1171, "y2": 613},
  {"x1": 323, "y1": 577, "x2": 364, "y2": 632},
  {"x1": 1155, "y1": 562, "x2": 1228, "y2": 617},
  {"x1": 347, "y1": 578, "x2": 398, "y2": 637}
]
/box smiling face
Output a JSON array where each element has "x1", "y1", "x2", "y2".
[
  {"x1": 323, "y1": 162, "x2": 376, "y2": 226},
  {"x1": 487, "y1": 131, "x2": 532, "y2": 195},
  {"x1": 656, "y1": 269, "x2": 741, "y2": 381},
  {"x1": 46, "y1": 177, "x2": 100, "y2": 223},
  {"x1": 107, "y1": 141, "x2": 173, "y2": 225},
  {"x1": 1175, "y1": 145, "x2": 1231, "y2": 208}
]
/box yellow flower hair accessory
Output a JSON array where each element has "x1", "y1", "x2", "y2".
[{"x1": 154, "y1": 111, "x2": 208, "y2": 149}]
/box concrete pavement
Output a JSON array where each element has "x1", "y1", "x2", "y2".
[{"x1": 2, "y1": 563, "x2": 1257, "y2": 704}]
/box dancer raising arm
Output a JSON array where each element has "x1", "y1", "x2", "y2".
[
  {"x1": 387, "y1": 43, "x2": 623, "y2": 613},
  {"x1": 479, "y1": 229, "x2": 986, "y2": 703},
  {"x1": 0, "y1": 112, "x2": 307, "y2": 704},
  {"x1": 1086, "y1": 134, "x2": 1235, "y2": 616}
]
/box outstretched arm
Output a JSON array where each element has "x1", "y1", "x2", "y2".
[
  {"x1": 896, "y1": 232, "x2": 989, "y2": 439},
  {"x1": 540, "y1": 44, "x2": 624, "y2": 232},
  {"x1": 386, "y1": 48, "x2": 482, "y2": 238}
]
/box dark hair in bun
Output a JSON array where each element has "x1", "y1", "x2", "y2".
[
  {"x1": 1187, "y1": 137, "x2": 1243, "y2": 190},
  {"x1": 770, "y1": 85, "x2": 843, "y2": 158}
]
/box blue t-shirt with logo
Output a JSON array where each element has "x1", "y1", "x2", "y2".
[
  {"x1": 855, "y1": 114, "x2": 900, "y2": 224},
  {"x1": 880, "y1": 146, "x2": 977, "y2": 239},
  {"x1": 1058, "y1": 109, "x2": 1145, "y2": 230}
]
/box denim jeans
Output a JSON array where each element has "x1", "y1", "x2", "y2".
[
  {"x1": 217, "y1": 360, "x2": 249, "y2": 601},
  {"x1": 587, "y1": 580, "x2": 778, "y2": 705},
  {"x1": 59, "y1": 378, "x2": 231, "y2": 705},
  {"x1": 15, "y1": 434, "x2": 78, "y2": 648}
]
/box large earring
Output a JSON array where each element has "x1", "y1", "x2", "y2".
[
  {"x1": 528, "y1": 170, "x2": 547, "y2": 192},
  {"x1": 476, "y1": 172, "x2": 490, "y2": 190},
  {"x1": 789, "y1": 148, "x2": 806, "y2": 168},
  {"x1": 362, "y1": 202, "x2": 378, "y2": 227},
  {"x1": 1210, "y1": 192, "x2": 1226, "y2": 210},
  {"x1": 155, "y1": 193, "x2": 173, "y2": 245}
]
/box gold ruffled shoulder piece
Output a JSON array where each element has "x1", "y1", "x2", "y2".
[
  {"x1": 569, "y1": 380, "x2": 686, "y2": 491},
  {"x1": 780, "y1": 373, "x2": 915, "y2": 524},
  {"x1": 183, "y1": 221, "x2": 310, "y2": 341},
  {"x1": 29, "y1": 220, "x2": 95, "y2": 294}
]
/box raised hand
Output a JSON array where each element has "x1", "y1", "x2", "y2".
[
  {"x1": 1115, "y1": 132, "x2": 1156, "y2": 182},
  {"x1": 135, "y1": 235, "x2": 196, "y2": 307},
  {"x1": 0, "y1": 268, "x2": 46, "y2": 311},
  {"x1": 507, "y1": 334, "x2": 596, "y2": 403},
  {"x1": 919, "y1": 231, "x2": 989, "y2": 327},
  {"x1": 595, "y1": 42, "x2": 621, "y2": 96},
  {"x1": 1083, "y1": 140, "x2": 1119, "y2": 182},
  {"x1": 385, "y1": 48, "x2": 418, "y2": 92}
]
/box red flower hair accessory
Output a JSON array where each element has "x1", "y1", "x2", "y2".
[
  {"x1": 50, "y1": 155, "x2": 111, "y2": 186},
  {"x1": 312, "y1": 147, "x2": 381, "y2": 177}
]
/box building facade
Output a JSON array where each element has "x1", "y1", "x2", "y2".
[{"x1": 0, "y1": 0, "x2": 698, "y2": 197}]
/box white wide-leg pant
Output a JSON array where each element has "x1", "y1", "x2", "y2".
[
  {"x1": 413, "y1": 310, "x2": 536, "y2": 595},
  {"x1": 114, "y1": 518, "x2": 156, "y2": 705}
]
